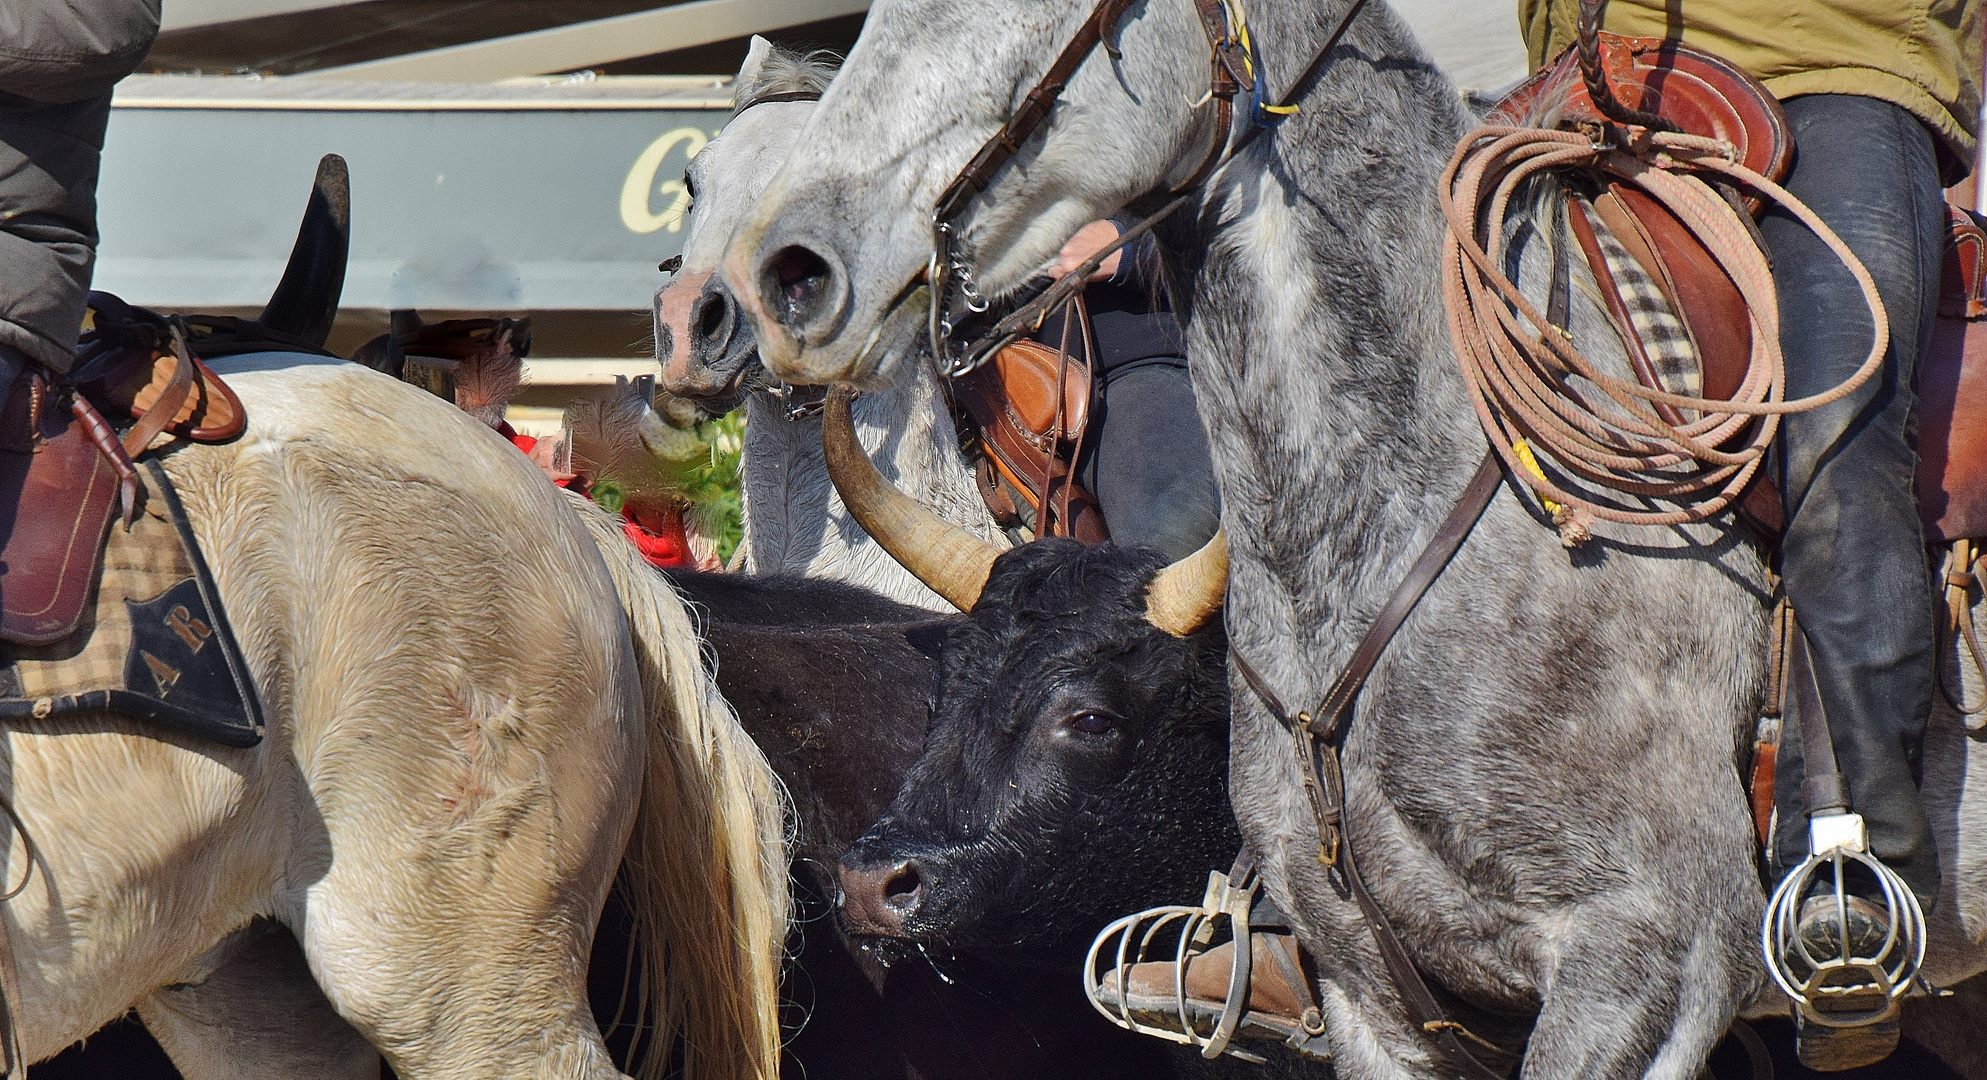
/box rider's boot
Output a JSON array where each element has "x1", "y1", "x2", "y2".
[
  {"x1": 1763, "y1": 616, "x2": 1930, "y2": 1070},
  {"x1": 1092, "y1": 890, "x2": 1331, "y2": 1059},
  {"x1": 1804, "y1": 893, "x2": 1891, "y2": 1056},
  {"x1": 1766, "y1": 774, "x2": 1928, "y2": 1069}
]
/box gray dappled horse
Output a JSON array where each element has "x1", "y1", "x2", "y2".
[{"x1": 715, "y1": 0, "x2": 1987, "y2": 1076}]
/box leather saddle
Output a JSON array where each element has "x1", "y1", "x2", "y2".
[
  {"x1": 1921, "y1": 207, "x2": 1987, "y2": 542},
  {"x1": 1491, "y1": 34, "x2": 1987, "y2": 546},
  {"x1": 954, "y1": 333, "x2": 1110, "y2": 543},
  {"x1": 1487, "y1": 32, "x2": 1792, "y2": 191},
  {"x1": 0, "y1": 298, "x2": 247, "y2": 646}
]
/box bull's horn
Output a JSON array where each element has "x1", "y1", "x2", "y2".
[
  {"x1": 822, "y1": 386, "x2": 1001, "y2": 611},
  {"x1": 261, "y1": 153, "x2": 350, "y2": 347},
  {"x1": 1145, "y1": 530, "x2": 1228, "y2": 636}
]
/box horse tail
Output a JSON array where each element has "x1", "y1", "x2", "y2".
[{"x1": 566, "y1": 491, "x2": 790, "y2": 1080}]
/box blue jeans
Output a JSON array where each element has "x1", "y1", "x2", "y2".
[
  {"x1": 1077, "y1": 356, "x2": 1222, "y2": 563},
  {"x1": 1766, "y1": 95, "x2": 1946, "y2": 907}
]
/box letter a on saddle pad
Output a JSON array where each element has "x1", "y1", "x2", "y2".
[{"x1": 0, "y1": 460, "x2": 263, "y2": 747}]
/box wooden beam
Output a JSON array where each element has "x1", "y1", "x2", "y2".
[
  {"x1": 161, "y1": 0, "x2": 359, "y2": 32},
  {"x1": 297, "y1": 0, "x2": 869, "y2": 82}
]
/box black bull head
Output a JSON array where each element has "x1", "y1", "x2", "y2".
[{"x1": 821, "y1": 389, "x2": 1240, "y2": 960}]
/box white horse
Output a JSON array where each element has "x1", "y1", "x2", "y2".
[
  {"x1": 9, "y1": 353, "x2": 787, "y2": 1080},
  {"x1": 651, "y1": 39, "x2": 1004, "y2": 613}
]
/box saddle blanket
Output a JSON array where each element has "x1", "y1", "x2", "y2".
[{"x1": 0, "y1": 459, "x2": 262, "y2": 747}]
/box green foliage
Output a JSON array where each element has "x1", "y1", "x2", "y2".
[
  {"x1": 589, "y1": 407, "x2": 745, "y2": 564},
  {"x1": 686, "y1": 410, "x2": 745, "y2": 564},
  {"x1": 591, "y1": 478, "x2": 627, "y2": 515}
]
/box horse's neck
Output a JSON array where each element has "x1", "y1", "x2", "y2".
[
  {"x1": 738, "y1": 360, "x2": 997, "y2": 611},
  {"x1": 1181, "y1": 4, "x2": 1484, "y2": 633}
]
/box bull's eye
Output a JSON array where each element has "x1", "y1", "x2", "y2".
[{"x1": 1066, "y1": 711, "x2": 1116, "y2": 736}]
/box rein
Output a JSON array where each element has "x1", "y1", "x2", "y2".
[{"x1": 926, "y1": 0, "x2": 1373, "y2": 376}]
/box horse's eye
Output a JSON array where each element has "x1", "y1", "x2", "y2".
[
  {"x1": 682, "y1": 173, "x2": 697, "y2": 199},
  {"x1": 1066, "y1": 711, "x2": 1116, "y2": 736}
]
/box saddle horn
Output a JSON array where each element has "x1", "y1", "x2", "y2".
[
  {"x1": 822, "y1": 386, "x2": 1002, "y2": 611},
  {"x1": 1145, "y1": 530, "x2": 1227, "y2": 637},
  {"x1": 260, "y1": 154, "x2": 350, "y2": 348}
]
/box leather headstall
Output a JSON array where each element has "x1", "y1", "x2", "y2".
[
  {"x1": 925, "y1": 0, "x2": 1143, "y2": 368},
  {"x1": 735, "y1": 89, "x2": 824, "y2": 113},
  {"x1": 930, "y1": 0, "x2": 1375, "y2": 378}
]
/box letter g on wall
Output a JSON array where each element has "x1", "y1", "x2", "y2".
[{"x1": 620, "y1": 126, "x2": 713, "y2": 234}]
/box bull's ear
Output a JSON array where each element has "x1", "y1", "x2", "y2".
[
  {"x1": 904, "y1": 620, "x2": 956, "y2": 662},
  {"x1": 735, "y1": 36, "x2": 775, "y2": 97}
]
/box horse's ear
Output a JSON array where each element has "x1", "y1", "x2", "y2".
[{"x1": 735, "y1": 36, "x2": 774, "y2": 97}]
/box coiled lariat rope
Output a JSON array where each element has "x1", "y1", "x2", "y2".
[{"x1": 1439, "y1": 124, "x2": 1890, "y2": 541}]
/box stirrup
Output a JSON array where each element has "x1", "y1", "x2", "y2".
[
  {"x1": 1083, "y1": 868, "x2": 1329, "y2": 1063},
  {"x1": 1762, "y1": 812, "x2": 1926, "y2": 1032}
]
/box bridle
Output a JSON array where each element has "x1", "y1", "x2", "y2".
[
  {"x1": 679, "y1": 87, "x2": 836, "y2": 422},
  {"x1": 922, "y1": 0, "x2": 1374, "y2": 377}
]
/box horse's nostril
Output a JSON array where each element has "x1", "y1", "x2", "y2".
[
  {"x1": 695, "y1": 292, "x2": 729, "y2": 343},
  {"x1": 882, "y1": 861, "x2": 923, "y2": 907},
  {"x1": 772, "y1": 245, "x2": 831, "y2": 313}
]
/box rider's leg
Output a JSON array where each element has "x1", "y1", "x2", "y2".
[
  {"x1": 0, "y1": 93, "x2": 115, "y2": 379},
  {"x1": 0, "y1": 0, "x2": 161, "y2": 377},
  {"x1": 1078, "y1": 357, "x2": 1222, "y2": 561},
  {"x1": 136, "y1": 920, "x2": 381, "y2": 1080},
  {"x1": 1766, "y1": 93, "x2": 1946, "y2": 911}
]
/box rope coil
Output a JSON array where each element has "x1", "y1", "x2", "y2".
[{"x1": 1440, "y1": 124, "x2": 1889, "y2": 536}]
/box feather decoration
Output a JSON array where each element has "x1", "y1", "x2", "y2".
[{"x1": 450, "y1": 319, "x2": 527, "y2": 429}]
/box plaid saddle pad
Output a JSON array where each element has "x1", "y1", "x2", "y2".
[{"x1": 0, "y1": 458, "x2": 262, "y2": 747}]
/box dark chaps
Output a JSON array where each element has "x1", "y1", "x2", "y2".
[{"x1": 1768, "y1": 94, "x2": 1948, "y2": 908}]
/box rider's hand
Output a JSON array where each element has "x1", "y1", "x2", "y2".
[{"x1": 1049, "y1": 219, "x2": 1123, "y2": 282}]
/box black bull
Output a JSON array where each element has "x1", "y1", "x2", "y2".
[
  {"x1": 667, "y1": 561, "x2": 1235, "y2": 1080},
  {"x1": 832, "y1": 539, "x2": 1236, "y2": 959}
]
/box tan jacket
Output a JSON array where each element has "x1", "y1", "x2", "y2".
[{"x1": 1519, "y1": 0, "x2": 1983, "y2": 170}]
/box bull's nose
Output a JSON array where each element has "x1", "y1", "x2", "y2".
[
  {"x1": 756, "y1": 238, "x2": 847, "y2": 341},
  {"x1": 837, "y1": 858, "x2": 926, "y2": 937}
]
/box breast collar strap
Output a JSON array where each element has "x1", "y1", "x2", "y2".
[{"x1": 1229, "y1": 452, "x2": 1517, "y2": 1080}]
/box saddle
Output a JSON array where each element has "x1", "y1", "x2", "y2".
[
  {"x1": 0, "y1": 297, "x2": 247, "y2": 647},
  {"x1": 1494, "y1": 35, "x2": 1987, "y2": 547},
  {"x1": 1487, "y1": 36, "x2": 1987, "y2": 855},
  {"x1": 1921, "y1": 207, "x2": 1987, "y2": 542},
  {"x1": 952, "y1": 307, "x2": 1110, "y2": 544}
]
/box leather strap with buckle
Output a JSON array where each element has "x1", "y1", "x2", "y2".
[{"x1": 1229, "y1": 452, "x2": 1516, "y2": 1080}]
